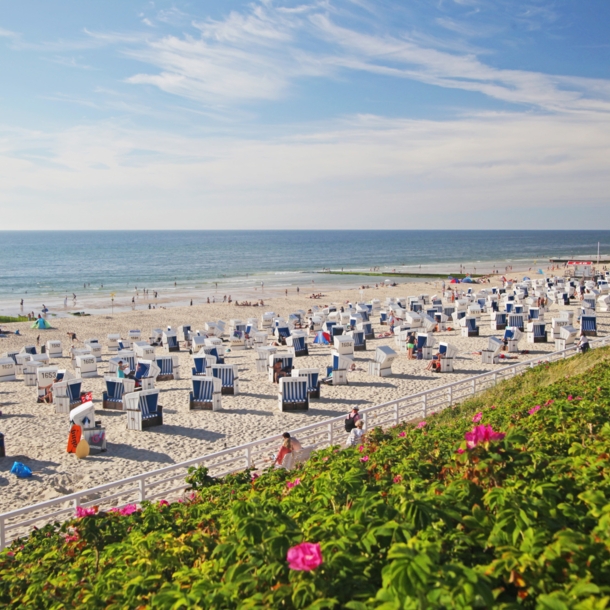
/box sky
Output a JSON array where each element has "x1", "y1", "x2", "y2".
[{"x1": 0, "y1": 0, "x2": 609, "y2": 230}]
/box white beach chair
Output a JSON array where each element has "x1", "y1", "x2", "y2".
[
  {"x1": 102, "y1": 376, "x2": 136, "y2": 410},
  {"x1": 107, "y1": 334, "x2": 121, "y2": 352},
  {"x1": 53, "y1": 378, "x2": 83, "y2": 414},
  {"x1": 292, "y1": 368, "x2": 320, "y2": 399},
  {"x1": 134, "y1": 341, "x2": 156, "y2": 360},
  {"x1": 209, "y1": 364, "x2": 239, "y2": 395},
  {"x1": 46, "y1": 340, "x2": 63, "y2": 358},
  {"x1": 527, "y1": 322, "x2": 547, "y2": 344},
  {"x1": 125, "y1": 389, "x2": 163, "y2": 430},
  {"x1": 555, "y1": 325, "x2": 578, "y2": 351},
  {"x1": 0, "y1": 357, "x2": 17, "y2": 382},
  {"x1": 74, "y1": 353, "x2": 98, "y2": 378},
  {"x1": 368, "y1": 346, "x2": 396, "y2": 377},
  {"x1": 481, "y1": 337, "x2": 503, "y2": 365},
  {"x1": 189, "y1": 375, "x2": 222, "y2": 411}
]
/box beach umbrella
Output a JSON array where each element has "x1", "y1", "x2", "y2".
[
  {"x1": 538, "y1": 269, "x2": 545, "y2": 275},
  {"x1": 522, "y1": 276, "x2": 530, "y2": 281},
  {"x1": 462, "y1": 277, "x2": 473, "y2": 283}
]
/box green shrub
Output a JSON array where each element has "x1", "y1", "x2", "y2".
[
  {"x1": 2, "y1": 349, "x2": 610, "y2": 608},
  {"x1": 0, "y1": 316, "x2": 28, "y2": 323}
]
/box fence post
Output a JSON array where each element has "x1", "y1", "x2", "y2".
[
  {"x1": 139, "y1": 478, "x2": 146, "y2": 503},
  {"x1": 245, "y1": 446, "x2": 251, "y2": 469},
  {"x1": 328, "y1": 423, "x2": 334, "y2": 446},
  {"x1": 422, "y1": 393, "x2": 427, "y2": 418},
  {"x1": 448, "y1": 386, "x2": 452, "y2": 407},
  {"x1": 472, "y1": 379, "x2": 476, "y2": 396},
  {"x1": 394, "y1": 402, "x2": 399, "y2": 425},
  {"x1": 0, "y1": 516, "x2": 5, "y2": 551}
]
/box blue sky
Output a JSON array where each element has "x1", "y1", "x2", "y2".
[{"x1": 1, "y1": 0, "x2": 609, "y2": 229}]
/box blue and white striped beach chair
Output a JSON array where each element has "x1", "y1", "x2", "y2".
[
  {"x1": 505, "y1": 302, "x2": 514, "y2": 314},
  {"x1": 527, "y1": 322, "x2": 547, "y2": 343},
  {"x1": 350, "y1": 330, "x2": 366, "y2": 352},
  {"x1": 287, "y1": 335, "x2": 308, "y2": 357},
  {"x1": 358, "y1": 322, "x2": 374, "y2": 340},
  {"x1": 189, "y1": 376, "x2": 222, "y2": 410},
  {"x1": 102, "y1": 376, "x2": 135, "y2": 410},
  {"x1": 460, "y1": 316, "x2": 479, "y2": 338},
  {"x1": 202, "y1": 346, "x2": 224, "y2": 365},
  {"x1": 155, "y1": 355, "x2": 178, "y2": 381},
  {"x1": 53, "y1": 378, "x2": 83, "y2": 414},
  {"x1": 125, "y1": 389, "x2": 163, "y2": 430},
  {"x1": 581, "y1": 315, "x2": 597, "y2": 337},
  {"x1": 292, "y1": 368, "x2": 320, "y2": 399},
  {"x1": 210, "y1": 364, "x2": 239, "y2": 395},
  {"x1": 507, "y1": 314, "x2": 525, "y2": 332},
  {"x1": 491, "y1": 312, "x2": 507, "y2": 331},
  {"x1": 268, "y1": 355, "x2": 294, "y2": 383},
  {"x1": 278, "y1": 377, "x2": 309, "y2": 412},
  {"x1": 192, "y1": 354, "x2": 208, "y2": 376},
  {"x1": 379, "y1": 312, "x2": 388, "y2": 326}
]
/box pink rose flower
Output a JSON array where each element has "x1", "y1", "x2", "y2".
[
  {"x1": 393, "y1": 475, "x2": 402, "y2": 484},
  {"x1": 358, "y1": 445, "x2": 365, "y2": 452},
  {"x1": 488, "y1": 405, "x2": 496, "y2": 410},
  {"x1": 544, "y1": 399, "x2": 554, "y2": 406},
  {"x1": 119, "y1": 504, "x2": 138, "y2": 516},
  {"x1": 528, "y1": 405, "x2": 541, "y2": 415},
  {"x1": 456, "y1": 448, "x2": 465, "y2": 454},
  {"x1": 417, "y1": 421, "x2": 427, "y2": 429},
  {"x1": 287, "y1": 542, "x2": 323, "y2": 571},
  {"x1": 286, "y1": 478, "x2": 301, "y2": 490},
  {"x1": 251, "y1": 472, "x2": 260, "y2": 480},
  {"x1": 322, "y1": 457, "x2": 329, "y2": 462},
  {"x1": 567, "y1": 395, "x2": 573, "y2": 401},
  {"x1": 398, "y1": 431, "x2": 406, "y2": 437},
  {"x1": 360, "y1": 456, "x2": 369, "y2": 462},
  {"x1": 64, "y1": 534, "x2": 79, "y2": 543},
  {"x1": 75, "y1": 506, "x2": 96, "y2": 518},
  {"x1": 158, "y1": 500, "x2": 170, "y2": 507},
  {"x1": 464, "y1": 425, "x2": 505, "y2": 449},
  {"x1": 472, "y1": 412, "x2": 483, "y2": 423}
]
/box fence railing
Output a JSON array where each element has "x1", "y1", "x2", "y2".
[{"x1": 1, "y1": 335, "x2": 608, "y2": 549}]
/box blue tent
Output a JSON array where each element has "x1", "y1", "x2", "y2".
[{"x1": 313, "y1": 331, "x2": 330, "y2": 345}]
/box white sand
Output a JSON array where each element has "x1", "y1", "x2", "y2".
[{"x1": 0, "y1": 279, "x2": 606, "y2": 513}]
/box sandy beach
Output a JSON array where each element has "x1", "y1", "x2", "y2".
[{"x1": 0, "y1": 278, "x2": 606, "y2": 514}]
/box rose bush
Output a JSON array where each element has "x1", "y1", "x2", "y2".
[{"x1": 1, "y1": 348, "x2": 610, "y2": 608}]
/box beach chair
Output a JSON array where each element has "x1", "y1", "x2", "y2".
[
  {"x1": 417, "y1": 333, "x2": 436, "y2": 360},
  {"x1": 405, "y1": 312, "x2": 422, "y2": 328},
  {"x1": 580, "y1": 315, "x2": 597, "y2": 337},
  {"x1": 150, "y1": 329, "x2": 164, "y2": 346},
  {"x1": 118, "y1": 338, "x2": 132, "y2": 351},
  {"x1": 177, "y1": 325, "x2": 191, "y2": 345},
  {"x1": 490, "y1": 312, "x2": 507, "y2": 331},
  {"x1": 192, "y1": 353, "x2": 210, "y2": 376},
  {"x1": 286, "y1": 333, "x2": 308, "y2": 357},
  {"x1": 210, "y1": 364, "x2": 239, "y2": 395},
  {"x1": 70, "y1": 401, "x2": 106, "y2": 452},
  {"x1": 133, "y1": 360, "x2": 159, "y2": 391},
  {"x1": 481, "y1": 337, "x2": 503, "y2": 365},
  {"x1": 155, "y1": 355, "x2": 179, "y2": 381},
  {"x1": 107, "y1": 334, "x2": 121, "y2": 352},
  {"x1": 434, "y1": 312, "x2": 448, "y2": 332},
  {"x1": 349, "y1": 330, "x2": 366, "y2": 352},
  {"x1": 125, "y1": 389, "x2": 163, "y2": 430},
  {"x1": 0, "y1": 357, "x2": 17, "y2": 382},
  {"x1": 128, "y1": 329, "x2": 141, "y2": 342},
  {"x1": 437, "y1": 342, "x2": 458, "y2": 373},
  {"x1": 45, "y1": 340, "x2": 62, "y2": 358},
  {"x1": 134, "y1": 341, "x2": 156, "y2": 360},
  {"x1": 268, "y1": 354, "x2": 294, "y2": 383},
  {"x1": 368, "y1": 346, "x2": 396, "y2": 377},
  {"x1": 278, "y1": 377, "x2": 309, "y2": 412},
  {"x1": 550, "y1": 317, "x2": 570, "y2": 339},
  {"x1": 527, "y1": 307, "x2": 543, "y2": 322},
  {"x1": 163, "y1": 331, "x2": 180, "y2": 353},
  {"x1": 74, "y1": 353, "x2": 97, "y2": 378},
  {"x1": 53, "y1": 378, "x2": 83, "y2": 414},
  {"x1": 23, "y1": 360, "x2": 42, "y2": 386},
  {"x1": 514, "y1": 305, "x2": 524, "y2": 315},
  {"x1": 460, "y1": 316, "x2": 479, "y2": 338},
  {"x1": 214, "y1": 320, "x2": 226, "y2": 338},
  {"x1": 83, "y1": 339, "x2": 102, "y2": 361},
  {"x1": 292, "y1": 368, "x2": 320, "y2": 399},
  {"x1": 330, "y1": 324, "x2": 345, "y2": 339},
  {"x1": 379, "y1": 311, "x2": 388, "y2": 326},
  {"x1": 229, "y1": 331, "x2": 246, "y2": 351},
  {"x1": 189, "y1": 376, "x2": 222, "y2": 410},
  {"x1": 467, "y1": 303, "x2": 482, "y2": 317},
  {"x1": 13, "y1": 352, "x2": 30, "y2": 376},
  {"x1": 503, "y1": 327, "x2": 522, "y2": 353},
  {"x1": 36, "y1": 366, "x2": 61, "y2": 402},
  {"x1": 583, "y1": 296, "x2": 596, "y2": 311},
  {"x1": 204, "y1": 337, "x2": 225, "y2": 358},
  {"x1": 107, "y1": 351, "x2": 136, "y2": 376},
  {"x1": 597, "y1": 295, "x2": 610, "y2": 312},
  {"x1": 422, "y1": 315, "x2": 436, "y2": 333},
  {"x1": 333, "y1": 335, "x2": 354, "y2": 356},
  {"x1": 20, "y1": 345, "x2": 37, "y2": 356},
  {"x1": 507, "y1": 314, "x2": 525, "y2": 332},
  {"x1": 356, "y1": 321, "x2": 372, "y2": 341},
  {"x1": 200, "y1": 345, "x2": 224, "y2": 365},
  {"x1": 189, "y1": 335, "x2": 207, "y2": 354},
  {"x1": 555, "y1": 325, "x2": 578, "y2": 351},
  {"x1": 102, "y1": 376, "x2": 136, "y2": 410},
  {"x1": 527, "y1": 322, "x2": 547, "y2": 344}
]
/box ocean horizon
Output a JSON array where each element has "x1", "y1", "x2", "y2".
[{"x1": 1, "y1": 230, "x2": 608, "y2": 316}]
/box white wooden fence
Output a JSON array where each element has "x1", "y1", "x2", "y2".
[{"x1": 1, "y1": 336, "x2": 608, "y2": 550}]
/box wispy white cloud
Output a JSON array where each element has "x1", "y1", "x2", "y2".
[
  {"x1": 0, "y1": 26, "x2": 19, "y2": 38},
  {"x1": 0, "y1": 110, "x2": 608, "y2": 229}
]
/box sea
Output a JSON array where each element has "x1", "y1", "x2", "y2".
[{"x1": 1, "y1": 230, "x2": 608, "y2": 316}]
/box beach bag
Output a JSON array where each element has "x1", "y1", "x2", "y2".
[{"x1": 345, "y1": 415, "x2": 357, "y2": 433}]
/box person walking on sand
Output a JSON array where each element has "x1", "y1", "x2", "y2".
[{"x1": 274, "y1": 432, "x2": 301, "y2": 470}]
